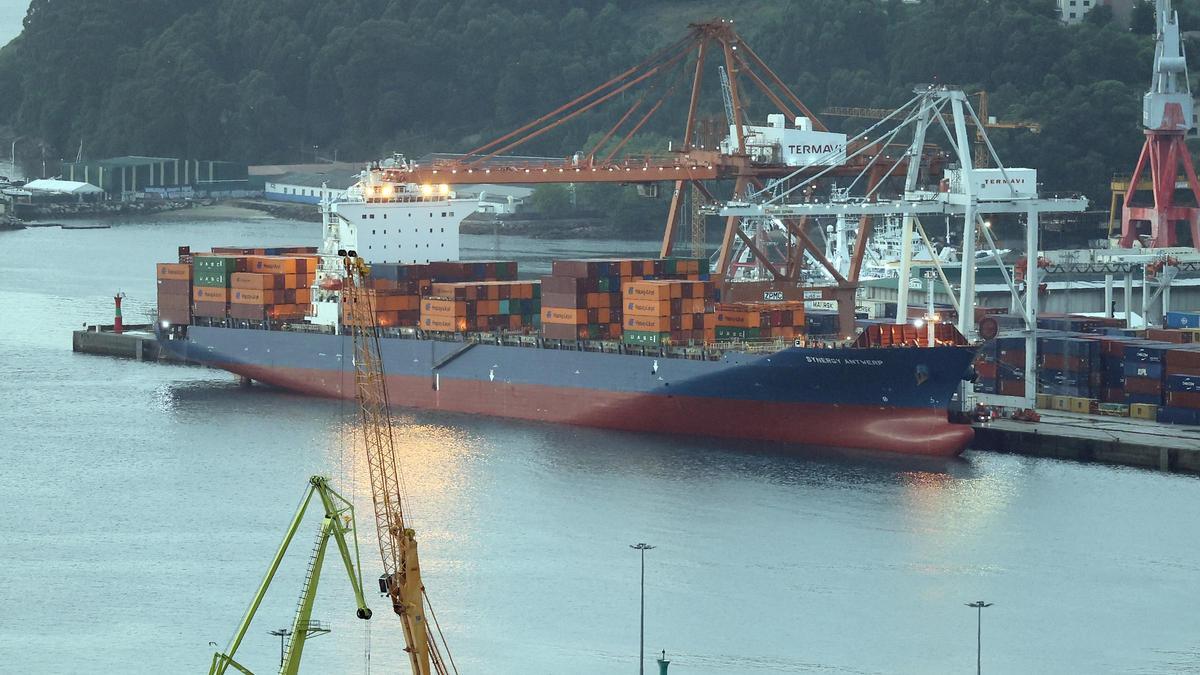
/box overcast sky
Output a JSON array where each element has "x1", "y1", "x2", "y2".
[{"x1": 0, "y1": 0, "x2": 27, "y2": 48}]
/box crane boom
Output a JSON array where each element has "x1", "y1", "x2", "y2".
[{"x1": 341, "y1": 253, "x2": 453, "y2": 675}]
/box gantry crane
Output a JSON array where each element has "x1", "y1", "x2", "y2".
[
  {"x1": 340, "y1": 251, "x2": 456, "y2": 675},
  {"x1": 822, "y1": 91, "x2": 1040, "y2": 168},
  {"x1": 209, "y1": 475, "x2": 372, "y2": 675},
  {"x1": 1118, "y1": 0, "x2": 1200, "y2": 249},
  {"x1": 358, "y1": 18, "x2": 947, "y2": 333}
]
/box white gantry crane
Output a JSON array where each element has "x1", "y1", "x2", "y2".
[{"x1": 715, "y1": 85, "x2": 1088, "y2": 408}]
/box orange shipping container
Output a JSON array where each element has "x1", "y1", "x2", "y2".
[
  {"x1": 624, "y1": 281, "x2": 675, "y2": 301},
  {"x1": 422, "y1": 297, "x2": 468, "y2": 316},
  {"x1": 295, "y1": 288, "x2": 312, "y2": 305},
  {"x1": 543, "y1": 307, "x2": 584, "y2": 324},
  {"x1": 231, "y1": 272, "x2": 277, "y2": 290},
  {"x1": 715, "y1": 309, "x2": 757, "y2": 328},
  {"x1": 193, "y1": 286, "x2": 229, "y2": 303},
  {"x1": 231, "y1": 288, "x2": 275, "y2": 304},
  {"x1": 625, "y1": 298, "x2": 672, "y2": 317},
  {"x1": 624, "y1": 314, "x2": 671, "y2": 332},
  {"x1": 422, "y1": 315, "x2": 468, "y2": 332},
  {"x1": 248, "y1": 256, "x2": 300, "y2": 275},
  {"x1": 157, "y1": 262, "x2": 191, "y2": 280}
]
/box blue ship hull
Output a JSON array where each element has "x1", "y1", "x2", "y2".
[{"x1": 161, "y1": 326, "x2": 977, "y2": 456}]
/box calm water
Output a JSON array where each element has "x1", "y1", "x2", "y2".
[{"x1": 1, "y1": 212, "x2": 1198, "y2": 674}]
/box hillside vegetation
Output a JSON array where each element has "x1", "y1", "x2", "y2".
[{"x1": 1, "y1": 0, "x2": 1198, "y2": 208}]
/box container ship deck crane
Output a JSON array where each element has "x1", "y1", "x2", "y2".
[{"x1": 341, "y1": 252, "x2": 456, "y2": 675}]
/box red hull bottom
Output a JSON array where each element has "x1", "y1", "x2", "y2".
[{"x1": 222, "y1": 363, "x2": 974, "y2": 458}]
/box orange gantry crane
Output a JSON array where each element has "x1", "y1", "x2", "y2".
[
  {"x1": 371, "y1": 18, "x2": 945, "y2": 330},
  {"x1": 342, "y1": 252, "x2": 456, "y2": 675}
]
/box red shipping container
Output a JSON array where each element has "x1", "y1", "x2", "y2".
[
  {"x1": 1166, "y1": 391, "x2": 1200, "y2": 409},
  {"x1": 1124, "y1": 376, "x2": 1162, "y2": 395}
]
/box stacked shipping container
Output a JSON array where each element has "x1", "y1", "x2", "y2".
[
  {"x1": 420, "y1": 280, "x2": 541, "y2": 333},
  {"x1": 621, "y1": 280, "x2": 717, "y2": 346},
  {"x1": 972, "y1": 314, "x2": 1200, "y2": 425},
  {"x1": 712, "y1": 301, "x2": 806, "y2": 342},
  {"x1": 156, "y1": 263, "x2": 192, "y2": 325},
  {"x1": 539, "y1": 257, "x2": 711, "y2": 341}
]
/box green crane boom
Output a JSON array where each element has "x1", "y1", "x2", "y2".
[{"x1": 209, "y1": 475, "x2": 372, "y2": 675}]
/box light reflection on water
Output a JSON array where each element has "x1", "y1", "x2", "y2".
[{"x1": 1, "y1": 217, "x2": 1198, "y2": 674}]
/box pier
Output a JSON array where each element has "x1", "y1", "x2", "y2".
[
  {"x1": 972, "y1": 410, "x2": 1200, "y2": 475},
  {"x1": 72, "y1": 324, "x2": 188, "y2": 363}
]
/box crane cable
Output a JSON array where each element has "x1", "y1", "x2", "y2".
[{"x1": 424, "y1": 588, "x2": 460, "y2": 675}]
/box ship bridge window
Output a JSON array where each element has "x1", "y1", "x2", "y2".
[
  {"x1": 441, "y1": 211, "x2": 446, "y2": 217},
  {"x1": 361, "y1": 214, "x2": 367, "y2": 220},
  {"x1": 369, "y1": 213, "x2": 375, "y2": 219},
  {"x1": 372, "y1": 229, "x2": 376, "y2": 235},
  {"x1": 450, "y1": 212, "x2": 454, "y2": 216},
  {"x1": 440, "y1": 228, "x2": 444, "y2": 232}
]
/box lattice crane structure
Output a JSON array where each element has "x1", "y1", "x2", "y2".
[
  {"x1": 342, "y1": 253, "x2": 456, "y2": 675},
  {"x1": 1119, "y1": 0, "x2": 1200, "y2": 249},
  {"x1": 354, "y1": 18, "x2": 947, "y2": 334}
]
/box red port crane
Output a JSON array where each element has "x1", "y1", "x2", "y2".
[
  {"x1": 1119, "y1": 0, "x2": 1200, "y2": 249},
  {"x1": 375, "y1": 19, "x2": 944, "y2": 328}
]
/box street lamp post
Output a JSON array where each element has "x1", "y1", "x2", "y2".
[
  {"x1": 630, "y1": 543, "x2": 655, "y2": 675},
  {"x1": 965, "y1": 601, "x2": 993, "y2": 674}
]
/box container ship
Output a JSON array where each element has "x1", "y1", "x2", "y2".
[{"x1": 155, "y1": 172, "x2": 978, "y2": 457}]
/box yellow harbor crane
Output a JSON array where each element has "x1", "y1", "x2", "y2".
[
  {"x1": 341, "y1": 251, "x2": 456, "y2": 675},
  {"x1": 208, "y1": 475, "x2": 373, "y2": 675}
]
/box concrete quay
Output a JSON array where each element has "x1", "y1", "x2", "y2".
[
  {"x1": 72, "y1": 324, "x2": 188, "y2": 363},
  {"x1": 973, "y1": 410, "x2": 1200, "y2": 475}
]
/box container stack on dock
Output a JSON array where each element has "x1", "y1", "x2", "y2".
[
  {"x1": 974, "y1": 312, "x2": 1200, "y2": 426},
  {"x1": 156, "y1": 263, "x2": 192, "y2": 325}
]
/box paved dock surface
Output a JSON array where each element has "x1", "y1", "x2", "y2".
[{"x1": 974, "y1": 409, "x2": 1200, "y2": 474}]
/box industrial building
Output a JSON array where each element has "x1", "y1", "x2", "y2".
[
  {"x1": 61, "y1": 156, "x2": 250, "y2": 198},
  {"x1": 263, "y1": 169, "x2": 361, "y2": 204}
]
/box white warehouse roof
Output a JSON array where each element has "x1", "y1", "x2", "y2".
[{"x1": 23, "y1": 179, "x2": 104, "y2": 194}]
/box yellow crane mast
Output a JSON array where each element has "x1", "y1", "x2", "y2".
[{"x1": 341, "y1": 251, "x2": 456, "y2": 675}]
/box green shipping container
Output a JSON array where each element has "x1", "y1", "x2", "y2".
[
  {"x1": 715, "y1": 327, "x2": 761, "y2": 340},
  {"x1": 623, "y1": 330, "x2": 671, "y2": 346},
  {"x1": 194, "y1": 256, "x2": 239, "y2": 274},
  {"x1": 194, "y1": 271, "x2": 232, "y2": 287}
]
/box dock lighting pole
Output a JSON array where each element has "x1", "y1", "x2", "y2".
[
  {"x1": 965, "y1": 601, "x2": 993, "y2": 674},
  {"x1": 268, "y1": 627, "x2": 292, "y2": 668},
  {"x1": 631, "y1": 543, "x2": 656, "y2": 675}
]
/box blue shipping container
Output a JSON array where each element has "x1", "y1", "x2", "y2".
[
  {"x1": 1125, "y1": 393, "x2": 1162, "y2": 405},
  {"x1": 1157, "y1": 406, "x2": 1200, "y2": 425},
  {"x1": 1165, "y1": 311, "x2": 1200, "y2": 329},
  {"x1": 1166, "y1": 374, "x2": 1200, "y2": 392},
  {"x1": 1124, "y1": 344, "x2": 1168, "y2": 363},
  {"x1": 1123, "y1": 361, "x2": 1164, "y2": 379}
]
